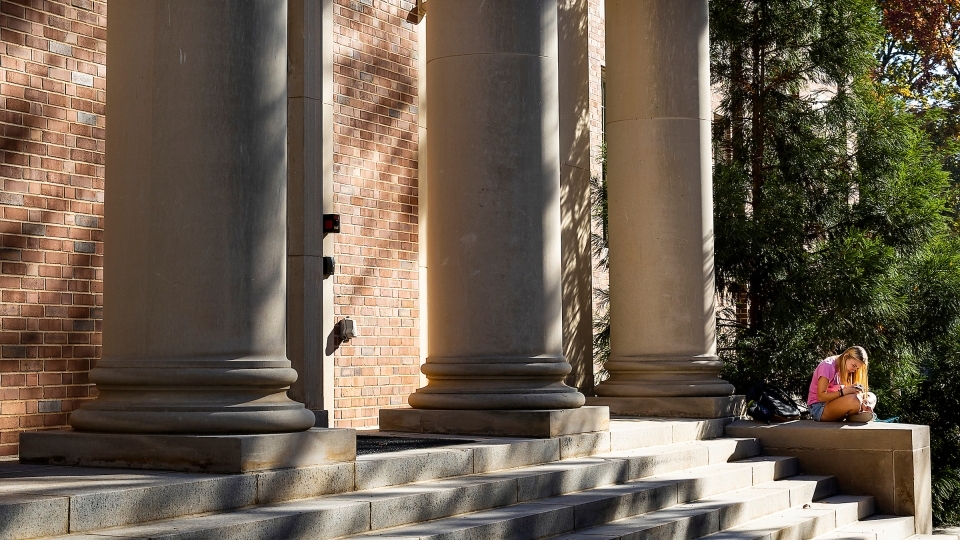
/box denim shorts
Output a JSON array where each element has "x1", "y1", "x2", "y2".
[{"x1": 810, "y1": 402, "x2": 826, "y2": 421}]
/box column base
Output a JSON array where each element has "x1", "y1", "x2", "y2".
[
  {"x1": 380, "y1": 406, "x2": 610, "y2": 438},
  {"x1": 585, "y1": 396, "x2": 745, "y2": 419},
  {"x1": 18, "y1": 427, "x2": 356, "y2": 474}
]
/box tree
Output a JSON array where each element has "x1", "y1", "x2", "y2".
[
  {"x1": 591, "y1": 143, "x2": 610, "y2": 383},
  {"x1": 712, "y1": 0, "x2": 960, "y2": 524},
  {"x1": 873, "y1": 7, "x2": 960, "y2": 519},
  {"x1": 875, "y1": 0, "x2": 960, "y2": 224},
  {"x1": 877, "y1": 0, "x2": 960, "y2": 95}
]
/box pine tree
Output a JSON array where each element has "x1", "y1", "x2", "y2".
[
  {"x1": 591, "y1": 143, "x2": 610, "y2": 383},
  {"x1": 711, "y1": 0, "x2": 960, "y2": 525}
]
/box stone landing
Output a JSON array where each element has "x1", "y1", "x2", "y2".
[
  {"x1": 18, "y1": 428, "x2": 356, "y2": 474},
  {"x1": 379, "y1": 406, "x2": 610, "y2": 438},
  {"x1": 586, "y1": 395, "x2": 746, "y2": 419}
]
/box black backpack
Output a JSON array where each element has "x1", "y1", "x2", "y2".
[{"x1": 745, "y1": 382, "x2": 802, "y2": 423}]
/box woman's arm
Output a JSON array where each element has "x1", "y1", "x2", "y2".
[{"x1": 816, "y1": 376, "x2": 843, "y2": 403}]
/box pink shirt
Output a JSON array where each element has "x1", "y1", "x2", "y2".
[{"x1": 807, "y1": 356, "x2": 842, "y2": 405}]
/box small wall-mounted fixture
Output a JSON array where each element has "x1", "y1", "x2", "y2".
[
  {"x1": 323, "y1": 214, "x2": 340, "y2": 234},
  {"x1": 323, "y1": 256, "x2": 335, "y2": 278},
  {"x1": 340, "y1": 318, "x2": 358, "y2": 341}
]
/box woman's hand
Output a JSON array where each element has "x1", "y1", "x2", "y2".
[
  {"x1": 844, "y1": 385, "x2": 868, "y2": 411},
  {"x1": 843, "y1": 384, "x2": 864, "y2": 396}
]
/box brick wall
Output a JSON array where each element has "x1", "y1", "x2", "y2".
[
  {"x1": 0, "y1": 0, "x2": 425, "y2": 438},
  {"x1": 331, "y1": 0, "x2": 421, "y2": 428},
  {"x1": 0, "y1": 0, "x2": 105, "y2": 457},
  {"x1": 588, "y1": 0, "x2": 605, "y2": 183},
  {"x1": 0, "y1": 0, "x2": 606, "y2": 439}
]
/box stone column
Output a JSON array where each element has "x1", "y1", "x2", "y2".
[
  {"x1": 66, "y1": 0, "x2": 316, "y2": 434},
  {"x1": 590, "y1": 0, "x2": 740, "y2": 418},
  {"x1": 381, "y1": 0, "x2": 607, "y2": 437},
  {"x1": 559, "y1": 0, "x2": 595, "y2": 395}
]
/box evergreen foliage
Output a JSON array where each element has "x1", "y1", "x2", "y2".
[
  {"x1": 874, "y1": 0, "x2": 960, "y2": 224},
  {"x1": 711, "y1": 0, "x2": 960, "y2": 525},
  {"x1": 591, "y1": 143, "x2": 611, "y2": 383}
]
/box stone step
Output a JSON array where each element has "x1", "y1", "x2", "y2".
[
  {"x1": 0, "y1": 418, "x2": 731, "y2": 539},
  {"x1": 316, "y1": 441, "x2": 775, "y2": 533},
  {"x1": 0, "y1": 460, "x2": 355, "y2": 539},
  {"x1": 810, "y1": 515, "x2": 916, "y2": 540},
  {"x1": 2, "y1": 432, "x2": 755, "y2": 539},
  {"x1": 697, "y1": 494, "x2": 874, "y2": 539},
  {"x1": 535, "y1": 465, "x2": 814, "y2": 534},
  {"x1": 341, "y1": 463, "x2": 818, "y2": 540},
  {"x1": 43, "y1": 448, "x2": 792, "y2": 540},
  {"x1": 541, "y1": 475, "x2": 838, "y2": 540}
]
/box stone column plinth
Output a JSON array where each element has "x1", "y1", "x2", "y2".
[
  {"x1": 382, "y1": 0, "x2": 607, "y2": 437},
  {"x1": 588, "y1": 0, "x2": 740, "y2": 418},
  {"x1": 20, "y1": 2, "x2": 358, "y2": 472}
]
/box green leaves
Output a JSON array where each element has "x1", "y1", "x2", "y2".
[{"x1": 712, "y1": 0, "x2": 960, "y2": 524}]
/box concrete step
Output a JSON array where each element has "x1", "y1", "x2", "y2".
[
  {"x1": 0, "y1": 418, "x2": 732, "y2": 539},
  {"x1": 42, "y1": 446, "x2": 791, "y2": 540},
  {"x1": 0, "y1": 460, "x2": 355, "y2": 539},
  {"x1": 2, "y1": 433, "x2": 754, "y2": 539},
  {"x1": 341, "y1": 461, "x2": 815, "y2": 540},
  {"x1": 697, "y1": 494, "x2": 874, "y2": 539},
  {"x1": 810, "y1": 515, "x2": 916, "y2": 540},
  {"x1": 541, "y1": 475, "x2": 838, "y2": 540}
]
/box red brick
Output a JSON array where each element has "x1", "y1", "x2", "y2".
[
  {"x1": 0, "y1": 400, "x2": 26, "y2": 415},
  {"x1": 19, "y1": 414, "x2": 44, "y2": 427},
  {"x1": 0, "y1": 0, "x2": 105, "y2": 444},
  {"x1": 1, "y1": 0, "x2": 434, "y2": 433}
]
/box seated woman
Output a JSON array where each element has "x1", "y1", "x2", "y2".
[{"x1": 807, "y1": 346, "x2": 876, "y2": 422}]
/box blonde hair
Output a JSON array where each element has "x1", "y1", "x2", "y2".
[{"x1": 835, "y1": 346, "x2": 869, "y2": 393}]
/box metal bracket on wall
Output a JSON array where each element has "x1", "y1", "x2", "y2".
[
  {"x1": 322, "y1": 256, "x2": 335, "y2": 278},
  {"x1": 415, "y1": 0, "x2": 426, "y2": 22}
]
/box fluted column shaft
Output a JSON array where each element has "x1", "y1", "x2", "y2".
[
  {"x1": 408, "y1": 0, "x2": 584, "y2": 410},
  {"x1": 69, "y1": 0, "x2": 315, "y2": 433},
  {"x1": 595, "y1": 0, "x2": 734, "y2": 398}
]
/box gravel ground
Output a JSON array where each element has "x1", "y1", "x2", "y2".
[{"x1": 356, "y1": 435, "x2": 476, "y2": 455}]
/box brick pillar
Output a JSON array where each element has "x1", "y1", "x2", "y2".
[
  {"x1": 590, "y1": 0, "x2": 740, "y2": 418},
  {"x1": 67, "y1": 0, "x2": 315, "y2": 434}
]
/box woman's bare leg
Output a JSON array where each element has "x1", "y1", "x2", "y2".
[{"x1": 820, "y1": 395, "x2": 862, "y2": 421}]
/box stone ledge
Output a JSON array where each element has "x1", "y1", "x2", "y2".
[
  {"x1": 585, "y1": 395, "x2": 745, "y2": 419},
  {"x1": 725, "y1": 419, "x2": 931, "y2": 535},
  {"x1": 725, "y1": 418, "x2": 928, "y2": 451},
  {"x1": 379, "y1": 406, "x2": 610, "y2": 438},
  {"x1": 18, "y1": 428, "x2": 356, "y2": 474}
]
